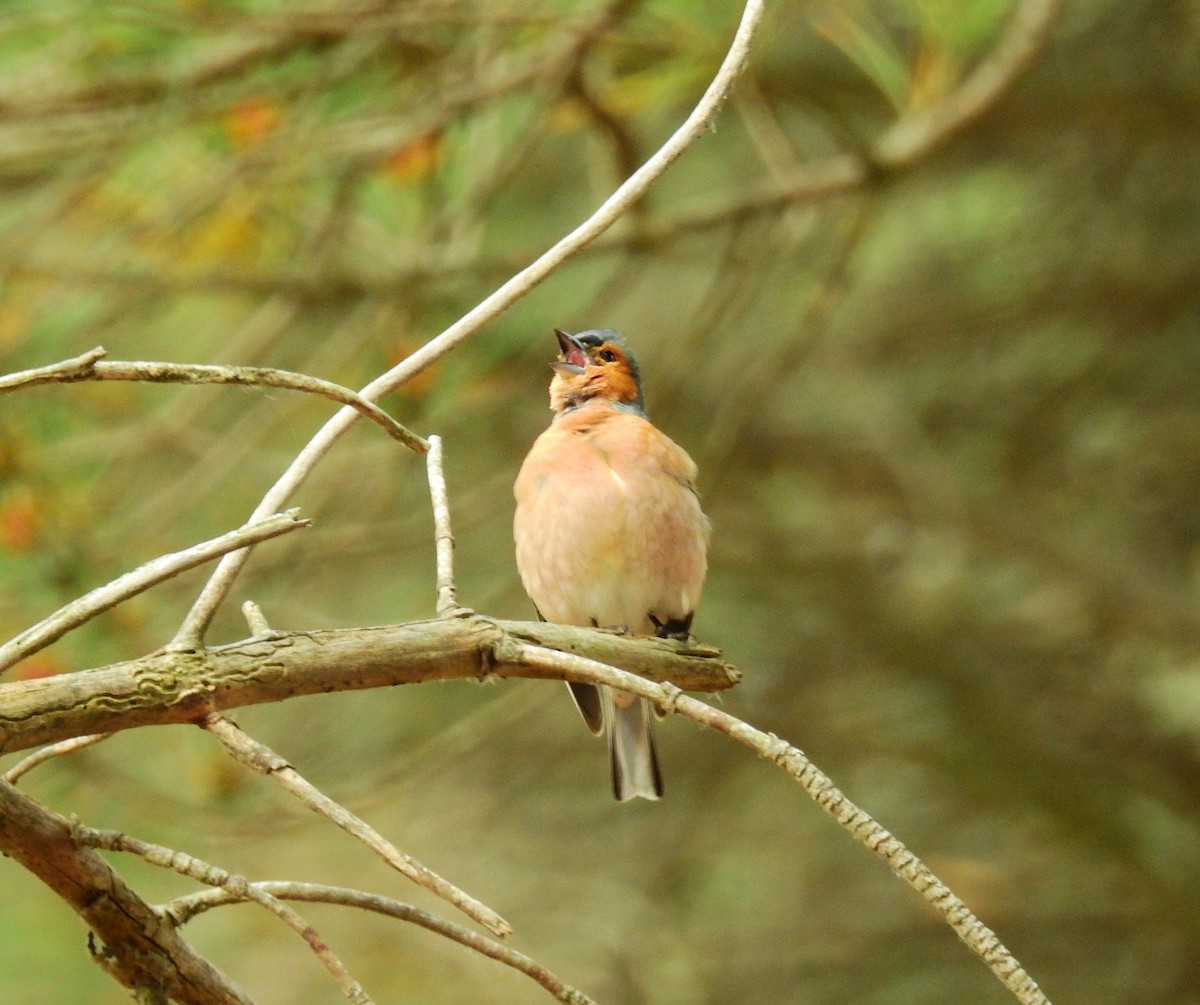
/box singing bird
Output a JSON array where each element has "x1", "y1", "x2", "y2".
[{"x1": 514, "y1": 328, "x2": 709, "y2": 801}]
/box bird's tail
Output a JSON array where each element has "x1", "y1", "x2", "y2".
[{"x1": 608, "y1": 694, "x2": 663, "y2": 801}]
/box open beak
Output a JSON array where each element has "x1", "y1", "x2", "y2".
[{"x1": 551, "y1": 328, "x2": 587, "y2": 374}]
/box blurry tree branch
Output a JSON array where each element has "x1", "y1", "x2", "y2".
[{"x1": 0, "y1": 615, "x2": 739, "y2": 755}]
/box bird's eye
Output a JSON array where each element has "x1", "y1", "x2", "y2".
[{"x1": 598, "y1": 349, "x2": 618, "y2": 363}]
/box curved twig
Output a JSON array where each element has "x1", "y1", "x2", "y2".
[
  {"x1": 0, "y1": 347, "x2": 428, "y2": 453},
  {"x1": 170, "y1": 0, "x2": 769, "y2": 649},
  {"x1": 163, "y1": 882, "x2": 597, "y2": 1005}
]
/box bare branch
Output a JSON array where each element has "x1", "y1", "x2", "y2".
[
  {"x1": 0, "y1": 615, "x2": 737, "y2": 755},
  {"x1": 202, "y1": 714, "x2": 510, "y2": 939},
  {"x1": 508, "y1": 644, "x2": 1052, "y2": 1005},
  {"x1": 77, "y1": 826, "x2": 374, "y2": 1005},
  {"x1": 424, "y1": 435, "x2": 460, "y2": 617},
  {"x1": 3, "y1": 733, "x2": 110, "y2": 784},
  {"x1": 0, "y1": 347, "x2": 428, "y2": 454},
  {"x1": 172, "y1": 0, "x2": 769, "y2": 647},
  {"x1": 0, "y1": 779, "x2": 255, "y2": 1005},
  {"x1": 0, "y1": 345, "x2": 109, "y2": 390},
  {"x1": 0, "y1": 510, "x2": 311, "y2": 676},
  {"x1": 164, "y1": 882, "x2": 597, "y2": 1005}
]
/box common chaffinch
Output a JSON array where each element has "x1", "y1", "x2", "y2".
[{"x1": 514, "y1": 328, "x2": 709, "y2": 800}]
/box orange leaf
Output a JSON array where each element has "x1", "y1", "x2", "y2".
[
  {"x1": 383, "y1": 132, "x2": 443, "y2": 183},
  {"x1": 226, "y1": 96, "x2": 283, "y2": 147},
  {"x1": 0, "y1": 489, "x2": 39, "y2": 553}
]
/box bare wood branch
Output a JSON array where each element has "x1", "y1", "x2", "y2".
[
  {"x1": 0, "y1": 347, "x2": 428, "y2": 454},
  {"x1": 3, "y1": 732, "x2": 110, "y2": 784},
  {"x1": 76, "y1": 827, "x2": 374, "y2": 1005},
  {"x1": 0, "y1": 345, "x2": 109, "y2": 390},
  {"x1": 0, "y1": 615, "x2": 737, "y2": 755},
  {"x1": 171, "y1": 0, "x2": 768, "y2": 648},
  {"x1": 506, "y1": 643, "x2": 1052, "y2": 1005},
  {"x1": 0, "y1": 779, "x2": 256, "y2": 1005},
  {"x1": 0, "y1": 510, "x2": 311, "y2": 676},
  {"x1": 202, "y1": 714, "x2": 511, "y2": 939},
  {"x1": 164, "y1": 882, "x2": 597, "y2": 1005},
  {"x1": 424, "y1": 435, "x2": 460, "y2": 617}
]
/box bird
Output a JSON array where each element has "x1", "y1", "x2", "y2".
[{"x1": 513, "y1": 328, "x2": 709, "y2": 801}]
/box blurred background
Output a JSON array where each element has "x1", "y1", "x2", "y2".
[{"x1": 1, "y1": 0, "x2": 1198, "y2": 1002}]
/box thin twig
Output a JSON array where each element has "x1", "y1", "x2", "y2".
[
  {"x1": 201, "y1": 713, "x2": 511, "y2": 939},
  {"x1": 163, "y1": 882, "x2": 596, "y2": 1005},
  {"x1": 0, "y1": 347, "x2": 428, "y2": 453},
  {"x1": 424, "y1": 435, "x2": 460, "y2": 617},
  {"x1": 0, "y1": 510, "x2": 310, "y2": 675},
  {"x1": 170, "y1": 0, "x2": 769, "y2": 649},
  {"x1": 3, "y1": 733, "x2": 110, "y2": 784},
  {"x1": 241, "y1": 600, "x2": 274, "y2": 636},
  {"x1": 76, "y1": 826, "x2": 374, "y2": 1005},
  {"x1": 0, "y1": 345, "x2": 108, "y2": 390},
  {"x1": 509, "y1": 643, "x2": 1052, "y2": 1005}
]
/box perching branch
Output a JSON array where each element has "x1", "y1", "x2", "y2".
[
  {"x1": 0, "y1": 615, "x2": 739, "y2": 754},
  {"x1": 0, "y1": 510, "x2": 311, "y2": 676},
  {"x1": 507, "y1": 643, "x2": 1053, "y2": 1005},
  {"x1": 0, "y1": 346, "x2": 428, "y2": 453}
]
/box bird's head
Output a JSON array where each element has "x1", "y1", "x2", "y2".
[{"x1": 548, "y1": 328, "x2": 645, "y2": 414}]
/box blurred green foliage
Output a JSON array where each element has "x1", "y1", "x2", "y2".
[{"x1": 2, "y1": 0, "x2": 1200, "y2": 1003}]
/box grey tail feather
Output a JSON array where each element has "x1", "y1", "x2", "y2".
[
  {"x1": 566, "y1": 681, "x2": 606, "y2": 736},
  {"x1": 609, "y1": 698, "x2": 663, "y2": 802}
]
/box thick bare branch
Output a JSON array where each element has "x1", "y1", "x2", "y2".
[
  {"x1": 0, "y1": 779, "x2": 255, "y2": 1005},
  {"x1": 202, "y1": 714, "x2": 511, "y2": 939},
  {"x1": 164, "y1": 882, "x2": 597, "y2": 1005},
  {"x1": 508, "y1": 644, "x2": 1052, "y2": 1005},
  {"x1": 0, "y1": 511, "x2": 311, "y2": 676},
  {"x1": 0, "y1": 615, "x2": 738, "y2": 755}
]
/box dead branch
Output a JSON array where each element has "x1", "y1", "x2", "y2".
[{"x1": 0, "y1": 615, "x2": 739, "y2": 755}]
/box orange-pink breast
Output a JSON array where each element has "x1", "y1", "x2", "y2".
[{"x1": 513, "y1": 405, "x2": 708, "y2": 634}]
